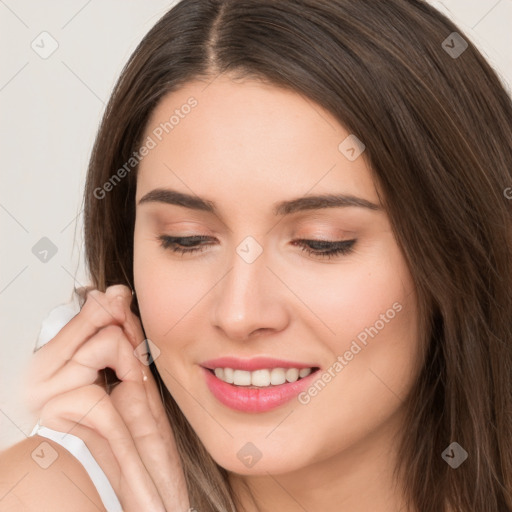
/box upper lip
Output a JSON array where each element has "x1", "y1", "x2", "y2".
[{"x1": 200, "y1": 356, "x2": 320, "y2": 372}]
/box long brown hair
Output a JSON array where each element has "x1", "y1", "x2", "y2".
[{"x1": 82, "y1": 1, "x2": 512, "y2": 510}]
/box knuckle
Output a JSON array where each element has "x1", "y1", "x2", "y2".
[
  {"x1": 99, "y1": 323, "x2": 126, "y2": 340},
  {"x1": 81, "y1": 294, "x2": 119, "y2": 329},
  {"x1": 75, "y1": 285, "x2": 95, "y2": 303},
  {"x1": 96, "y1": 325, "x2": 135, "y2": 356},
  {"x1": 80, "y1": 291, "x2": 104, "y2": 315},
  {"x1": 106, "y1": 284, "x2": 132, "y2": 299},
  {"x1": 87, "y1": 305, "x2": 109, "y2": 329},
  {"x1": 39, "y1": 384, "x2": 110, "y2": 431},
  {"x1": 85, "y1": 288, "x2": 103, "y2": 301}
]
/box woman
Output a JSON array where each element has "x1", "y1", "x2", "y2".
[{"x1": 3, "y1": 0, "x2": 512, "y2": 511}]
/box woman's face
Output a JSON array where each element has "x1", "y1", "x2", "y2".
[{"x1": 133, "y1": 75, "x2": 420, "y2": 475}]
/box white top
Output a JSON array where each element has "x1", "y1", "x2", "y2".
[{"x1": 28, "y1": 296, "x2": 123, "y2": 512}]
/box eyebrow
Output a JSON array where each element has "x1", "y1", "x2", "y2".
[{"x1": 138, "y1": 188, "x2": 382, "y2": 215}]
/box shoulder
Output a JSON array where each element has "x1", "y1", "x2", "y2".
[{"x1": 0, "y1": 435, "x2": 107, "y2": 511}]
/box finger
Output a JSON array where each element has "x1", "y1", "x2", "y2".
[
  {"x1": 92, "y1": 309, "x2": 190, "y2": 509},
  {"x1": 77, "y1": 283, "x2": 132, "y2": 305},
  {"x1": 102, "y1": 315, "x2": 181, "y2": 461},
  {"x1": 140, "y1": 367, "x2": 173, "y2": 445},
  {"x1": 26, "y1": 290, "x2": 129, "y2": 385},
  {"x1": 111, "y1": 371, "x2": 190, "y2": 510},
  {"x1": 103, "y1": 293, "x2": 149, "y2": 392},
  {"x1": 38, "y1": 383, "x2": 166, "y2": 512},
  {"x1": 104, "y1": 284, "x2": 133, "y2": 301},
  {"x1": 29, "y1": 325, "x2": 144, "y2": 412},
  {"x1": 112, "y1": 290, "x2": 147, "y2": 350},
  {"x1": 105, "y1": 284, "x2": 141, "y2": 346},
  {"x1": 89, "y1": 292, "x2": 149, "y2": 394}
]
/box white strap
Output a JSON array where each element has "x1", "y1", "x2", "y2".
[{"x1": 29, "y1": 421, "x2": 123, "y2": 512}]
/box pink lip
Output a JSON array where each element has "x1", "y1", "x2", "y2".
[
  {"x1": 200, "y1": 356, "x2": 318, "y2": 372},
  {"x1": 201, "y1": 366, "x2": 320, "y2": 413}
]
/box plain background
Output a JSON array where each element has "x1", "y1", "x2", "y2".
[{"x1": 1, "y1": 0, "x2": 511, "y2": 451}]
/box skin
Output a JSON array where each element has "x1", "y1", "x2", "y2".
[{"x1": 133, "y1": 74, "x2": 422, "y2": 512}]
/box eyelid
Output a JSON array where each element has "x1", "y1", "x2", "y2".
[
  {"x1": 294, "y1": 227, "x2": 357, "y2": 238},
  {"x1": 157, "y1": 231, "x2": 356, "y2": 245},
  {"x1": 157, "y1": 234, "x2": 357, "y2": 260}
]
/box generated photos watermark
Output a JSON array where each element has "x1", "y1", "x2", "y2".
[
  {"x1": 298, "y1": 301, "x2": 403, "y2": 405},
  {"x1": 94, "y1": 96, "x2": 198, "y2": 200}
]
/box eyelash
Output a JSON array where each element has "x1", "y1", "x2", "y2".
[{"x1": 158, "y1": 235, "x2": 356, "y2": 260}]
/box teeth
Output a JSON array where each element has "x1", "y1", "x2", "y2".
[
  {"x1": 270, "y1": 368, "x2": 286, "y2": 385},
  {"x1": 251, "y1": 369, "x2": 270, "y2": 387},
  {"x1": 233, "y1": 370, "x2": 252, "y2": 386},
  {"x1": 211, "y1": 367, "x2": 314, "y2": 387},
  {"x1": 299, "y1": 367, "x2": 312, "y2": 378},
  {"x1": 286, "y1": 368, "x2": 299, "y2": 382},
  {"x1": 223, "y1": 367, "x2": 234, "y2": 383}
]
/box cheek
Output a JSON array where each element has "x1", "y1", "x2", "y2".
[
  {"x1": 133, "y1": 232, "x2": 209, "y2": 341},
  {"x1": 286, "y1": 259, "x2": 418, "y2": 463},
  {"x1": 280, "y1": 246, "x2": 411, "y2": 353},
  {"x1": 302, "y1": 255, "x2": 419, "y2": 428}
]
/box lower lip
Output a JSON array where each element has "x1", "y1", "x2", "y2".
[{"x1": 201, "y1": 366, "x2": 319, "y2": 413}]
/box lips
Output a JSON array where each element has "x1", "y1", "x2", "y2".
[{"x1": 200, "y1": 356, "x2": 321, "y2": 413}]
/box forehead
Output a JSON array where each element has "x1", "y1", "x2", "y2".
[{"x1": 137, "y1": 76, "x2": 379, "y2": 208}]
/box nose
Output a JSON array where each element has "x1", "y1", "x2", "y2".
[{"x1": 211, "y1": 245, "x2": 289, "y2": 341}]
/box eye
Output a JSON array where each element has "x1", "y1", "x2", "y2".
[
  {"x1": 158, "y1": 235, "x2": 357, "y2": 259},
  {"x1": 158, "y1": 235, "x2": 211, "y2": 255},
  {"x1": 292, "y1": 239, "x2": 356, "y2": 259}
]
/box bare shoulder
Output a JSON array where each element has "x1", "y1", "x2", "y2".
[{"x1": 0, "y1": 435, "x2": 107, "y2": 512}]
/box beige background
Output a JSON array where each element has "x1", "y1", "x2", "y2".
[{"x1": 1, "y1": 0, "x2": 511, "y2": 450}]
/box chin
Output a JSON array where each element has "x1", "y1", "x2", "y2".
[
  {"x1": 215, "y1": 454, "x2": 305, "y2": 476},
  {"x1": 201, "y1": 434, "x2": 320, "y2": 477}
]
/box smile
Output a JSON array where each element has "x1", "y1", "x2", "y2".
[
  {"x1": 212, "y1": 366, "x2": 314, "y2": 386},
  {"x1": 201, "y1": 365, "x2": 321, "y2": 413}
]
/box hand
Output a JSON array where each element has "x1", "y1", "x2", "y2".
[{"x1": 22, "y1": 284, "x2": 190, "y2": 512}]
